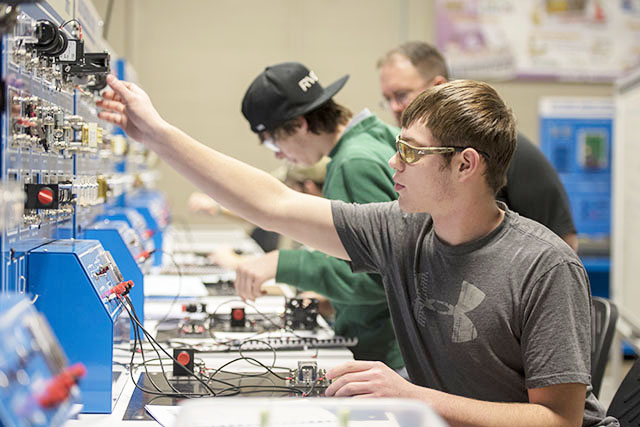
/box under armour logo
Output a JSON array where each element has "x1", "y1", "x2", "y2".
[
  {"x1": 417, "y1": 280, "x2": 485, "y2": 343},
  {"x1": 298, "y1": 70, "x2": 318, "y2": 92}
]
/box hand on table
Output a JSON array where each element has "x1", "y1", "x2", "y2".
[{"x1": 325, "y1": 361, "x2": 417, "y2": 398}]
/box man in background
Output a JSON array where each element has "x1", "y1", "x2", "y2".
[{"x1": 377, "y1": 41, "x2": 578, "y2": 251}]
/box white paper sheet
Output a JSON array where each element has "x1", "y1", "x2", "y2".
[
  {"x1": 144, "y1": 274, "x2": 208, "y2": 298},
  {"x1": 146, "y1": 405, "x2": 180, "y2": 427}
]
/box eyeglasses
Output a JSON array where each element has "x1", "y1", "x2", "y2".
[
  {"x1": 380, "y1": 90, "x2": 413, "y2": 110},
  {"x1": 261, "y1": 138, "x2": 281, "y2": 154},
  {"x1": 380, "y1": 85, "x2": 431, "y2": 111},
  {"x1": 395, "y1": 136, "x2": 490, "y2": 164}
]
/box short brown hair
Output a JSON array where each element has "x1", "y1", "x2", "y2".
[
  {"x1": 377, "y1": 41, "x2": 449, "y2": 81},
  {"x1": 260, "y1": 99, "x2": 352, "y2": 141},
  {"x1": 401, "y1": 80, "x2": 516, "y2": 194}
]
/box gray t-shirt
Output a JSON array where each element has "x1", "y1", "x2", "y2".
[{"x1": 332, "y1": 200, "x2": 617, "y2": 426}]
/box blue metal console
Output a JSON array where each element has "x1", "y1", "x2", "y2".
[{"x1": 26, "y1": 240, "x2": 129, "y2": 413}]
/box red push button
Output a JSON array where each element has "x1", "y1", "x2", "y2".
[
  {"x1": 177, "y1": 351, "x2": 190, "y2": 366},
  {"x1": 232, "y1": 308, "x2": 244, "y2": 321},
  {"x1": 37, "y1": 187, "x2": 54, "y2": 206}
]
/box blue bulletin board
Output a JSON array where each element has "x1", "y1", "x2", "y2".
[{"x1": 539, "y1": 98, "x2": 614, "y2": 239}]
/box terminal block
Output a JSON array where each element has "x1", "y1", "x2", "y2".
[
  {"x1": 287, "y1": 361, "x2": 331, "y2": 395},
  {"x1": 178, "y1": 318, "x2": 208, "y2": 337},
  {"x1": 72, "y1": 177, "x2": 100, "y2": 207},
  {"x1": 11, "y1": 95, "x2": 73, "y2": 152},
  {"x1": 284, "y1": 298, "x2": 318, "y2": 330}
]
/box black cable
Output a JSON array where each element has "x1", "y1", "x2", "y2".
[
  {"x1": 125, "y1": 299, "x2": 187, "y2": 397},
  {"x1": 237, "y1": 338, "x2": 277, "y2": 370},
  {"x1": 123, "y1": 296, "x2": 205, "y2": 398},
  {"x1": 214, "y1": 384, "x2": 305, "y2": 397},
  {"x1": 119, "y1": 295, "x2": 228, "y2": 397},
  {"x1": 130, "y1": 301, "x2": 174, "y2": 395},
  {"x1": 204, "y1": 354, "x2": 291, "y2": 390},
  {"x1": 59, "y1": 19, "x2": 80, "y2": 31},
  {"x1": 124, "y1": 295, "x2": 229, "y2": 393},
  {"x1": 244, "y1": 299, "x2": 318, "y2": 343},
  {"x1": 122, "y1": 300, "x2": 311, "y2": 398},
  {"x1": 204, "y1": 366, "x2": 291, "y2": 380},
  {"x1": 135, "y1": 309, "x2": 187, "y2": 396},
  {"x1": 125, "y1": 296, "x2": 236, "y2": 391},
  {"x1": 121, "y1": 294, "x2": 324, "y2": 398}
]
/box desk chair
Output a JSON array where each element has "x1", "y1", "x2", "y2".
[
  {"x1": 608, "y1": 356, "x2": 640, "y2": 426},
  {"x1": 592, "y1": 297, "x2": 619, "y2": 398}
]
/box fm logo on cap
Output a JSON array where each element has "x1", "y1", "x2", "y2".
[{"x1": 298, "y1": 70, "x2": 318, "y2": 92}]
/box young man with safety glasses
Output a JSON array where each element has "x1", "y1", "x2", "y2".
[{"x1": 99, "y1": 75, "x2": 615, "y2": 426}]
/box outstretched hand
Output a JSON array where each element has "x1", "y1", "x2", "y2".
[
  {"x1": 97, "y1": 74, "x2": 167, "y2": 143},
  {"x1": 325, "y1": 361, "x2": 417, "y2": 398}
]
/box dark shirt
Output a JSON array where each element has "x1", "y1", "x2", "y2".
[{"x1": 496, "y1": 133, "x2": 576, "y2": 238}]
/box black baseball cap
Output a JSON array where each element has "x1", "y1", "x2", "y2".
[{"x1": 241, "y1": 62, "x2": 349, "y2": 133}]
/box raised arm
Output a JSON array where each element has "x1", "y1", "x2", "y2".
[{"x1": 97, "y1": 75, "x2": 348, "y2": 260}]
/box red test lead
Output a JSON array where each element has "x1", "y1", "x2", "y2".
[
  {"x1": 110, "y1": 280, "x2": 134, "y2": 298},
  {"x1": 37, "y1": 363, "x2": 86, "y2": 408},
  {"x1": 136, "y1": 249, "x2": 155, "y2": 262}
]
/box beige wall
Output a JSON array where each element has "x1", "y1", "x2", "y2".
[{"x1": 93, "y1": 0, "x2": 613, "y2": 225}]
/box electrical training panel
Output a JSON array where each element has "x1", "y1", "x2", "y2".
[{"x1": 1, "y1": 0, "x2": 167, "y2": 419}]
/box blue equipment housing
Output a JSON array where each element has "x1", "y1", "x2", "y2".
[
  {"x1": 82, "y1": 220, "x2": 147, "y2": 336},
  {"x1": 27, "y1": 240, "x2": 130, "y2": 414},
  {"x1": 124, "y1": 189, "x2": 170, "y2": 266},
  {"x1": 94, "y1": 208, "x2": 155, "y2": 258}
]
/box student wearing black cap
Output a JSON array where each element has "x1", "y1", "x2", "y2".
[{"x1": 235, "y1": 62, "x2": 404, "y2": 371}]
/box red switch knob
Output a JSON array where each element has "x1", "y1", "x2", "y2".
[{"x1": 37, "y1": 187, "x2": 54, "y2": 206}]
